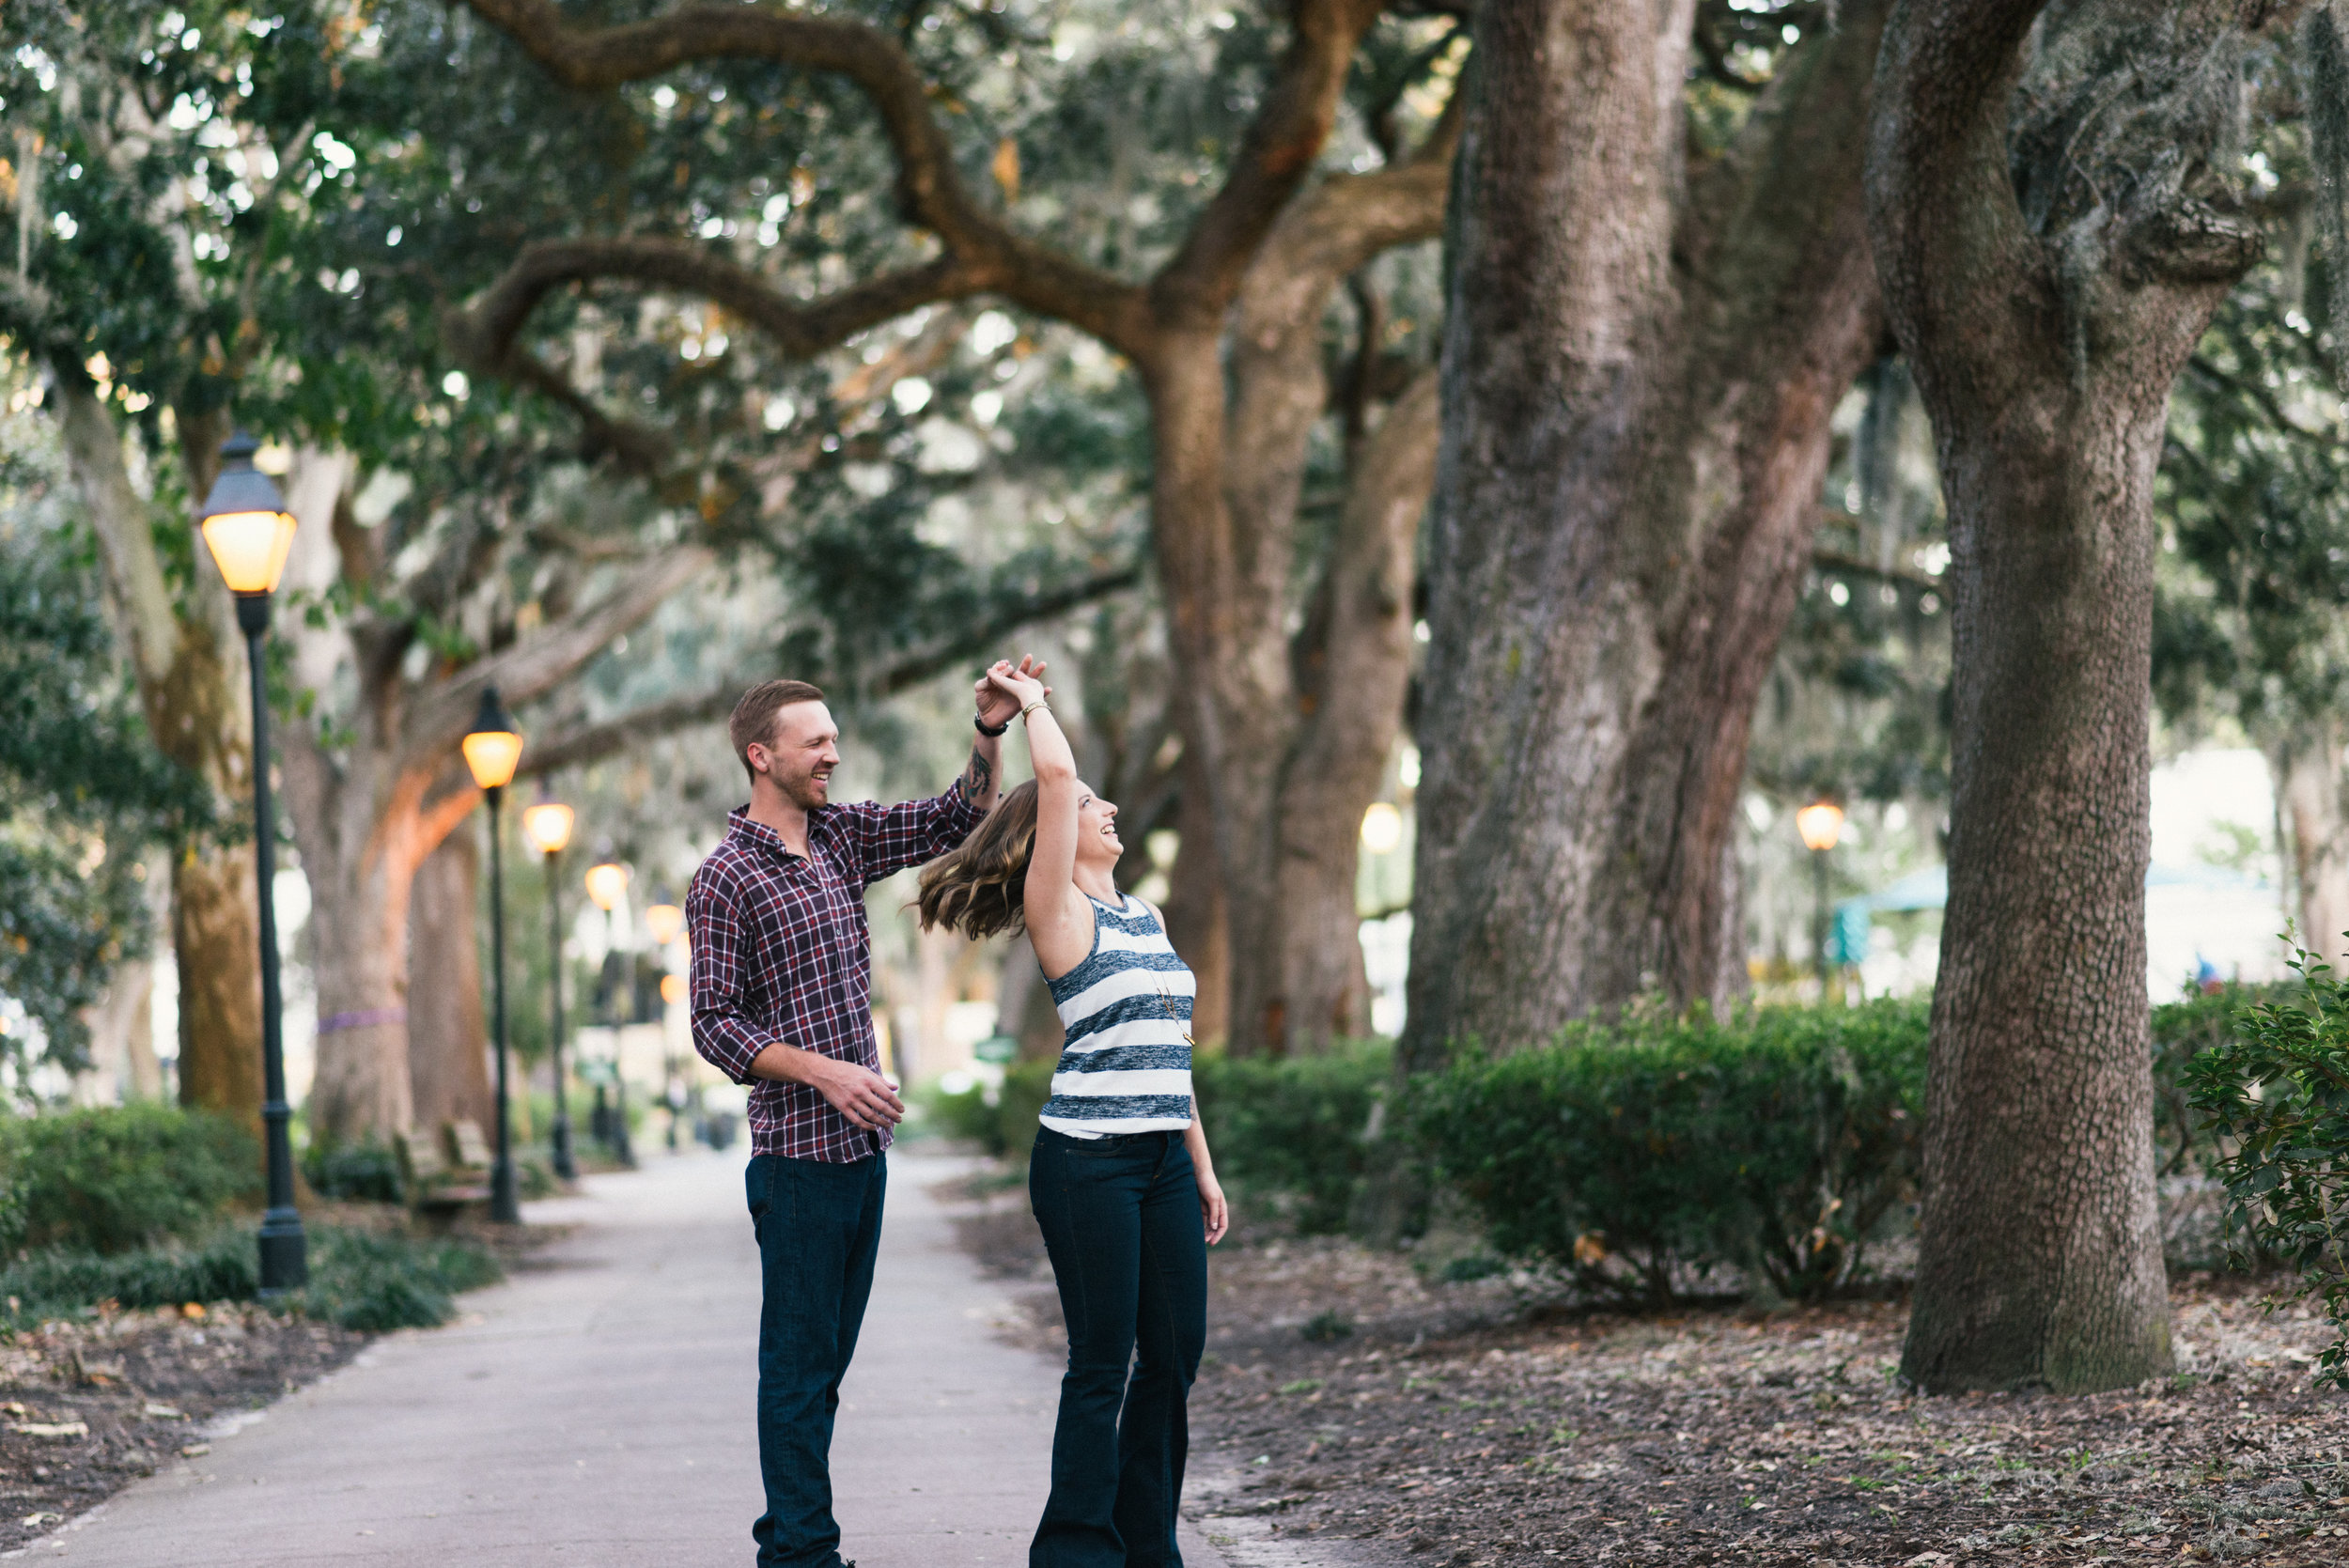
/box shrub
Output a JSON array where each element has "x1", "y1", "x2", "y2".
[
  {"x1": 2153, "y1": 981, "x2": 2301, "y2": 1176},
  {"x1": 1411, "y1": 1000, "x2": 1928, "y2": 1303},
  {"x1": 2186, "y1": 956, "x2": 2349, "y2": 1385},
  {"x1": 3, "y1": 1105, "x2": 258, "y2": 1253},
  {"x1": 305, "y1": 1139, "x2": 405, "y2": 1204},
  {"x1": 298, "y1": 1227, "x2": 504, "y2": 1332},
  {"x1": 0, "y1": 1231, "x2": 257, "y2": 1323},
  {"x1": 921, "y1": 1077, "x2": 1008, "y2": 1153},
  {"x1": 1194, "y1": 1041, "x2": 1390, "y2": 1234}
]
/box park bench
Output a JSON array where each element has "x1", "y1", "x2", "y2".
[{"x1": 395, "y1": 1120, "x2": 494, "y2": 1221}]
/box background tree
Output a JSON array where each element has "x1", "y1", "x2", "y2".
[
  {"x1": 1398, "y1": 0, "x2": 1892, "y2": 1075},
  {"x1": 442, "y1": 0, "x2": 1465, "y2": 1053},
  {"x1": 1867, "y1": 0, "x2": 2310, "y2": 1393}
]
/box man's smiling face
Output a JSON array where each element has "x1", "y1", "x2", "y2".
[{"x1": 755, "y1": 701, "x2": 842, "y2": 812}]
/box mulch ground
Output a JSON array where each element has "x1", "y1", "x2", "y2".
[
  {"x1": 0, "y1": 1208, "x2": 560, "y2": 1556},
  {"x1": 0, "y1": 1301, "x2": 365, "y2": 1554},
  {"x1": 944, "y1": 1175, "x2": 2349, "y2": 1567}
]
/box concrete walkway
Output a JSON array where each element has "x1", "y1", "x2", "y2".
[{"x1": 37, "y1": 1149, "x2": 1230, "y2": 1567}]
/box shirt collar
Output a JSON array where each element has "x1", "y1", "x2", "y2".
[{"x1": 725, "y1": 804, "x2": 836, "y2": 863}]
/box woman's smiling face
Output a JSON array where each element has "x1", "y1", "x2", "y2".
[{"x1": 1075, "y1": 784, "x2": 1121, "y2": 864}]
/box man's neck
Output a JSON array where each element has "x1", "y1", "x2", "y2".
[{"x1": 746, "y1": 784, "x2": 813, "y2": 857}]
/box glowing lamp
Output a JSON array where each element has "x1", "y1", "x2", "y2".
[
  {"x1": 1360, "y1": 801, "x2": 1404, "y2": 854},
  {"x1": 460, "y1": 687, "x2": 524, "y2": 792},
  {"x1": 645, "y1": 894, "x2": 685, "y2": 948},
  {"x1": 1796, "y1": 800, "x2": 1845, "y2": 853},
  {"x1": 195, "y1": 431, "x2": 298, "y2": 595},
  {"x1": 659, "y1": 973, "x2": 686, "y2": 1006},
  {"x1": 584, "y1": 861, "x2": 630, "y2": 912},
  {"x1": 521, "y1": 800, "x2": 575, "y2": 856}
]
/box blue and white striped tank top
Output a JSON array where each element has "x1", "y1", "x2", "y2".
[{"x1": 1037, "y1": 893, "x2": 1195, "y2": 1138}]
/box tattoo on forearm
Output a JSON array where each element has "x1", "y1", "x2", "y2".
[{"x1": 960, "y1": 746, "x2": 994, "y2": 805}]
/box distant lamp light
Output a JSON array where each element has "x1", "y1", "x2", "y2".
[
  {"x1": 1360, "y1": 801, "x2": 1405, "y2": 855},
  {"x1": 1796, "y1": 800, "x2": 1845, "y2": 854},
  {"x1": 584, "y1": 861, "x2": 630, "y2": 912},
  {"x1": 460, "y1": 688, "x2": 524, "y2": 792},
  {"x1": 645, "y1": 893, "x2": 685, "y2": 948},
  {"x1": 521, "y1": 799, "x2": 575, "y2": 856},
  {"x1": 659, "y1": 973, "x2": 687, "y2": 1006},
  {"x1": 196, "y1": 431, "x2": 298, "y2": 595}
]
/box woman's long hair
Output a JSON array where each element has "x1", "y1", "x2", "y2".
[{"x1": 917, "y1": 780, "x2": 1040, "y2": 939}]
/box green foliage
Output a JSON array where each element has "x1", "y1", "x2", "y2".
[
  {"x1": 997, "y1": 1060, "x2": 1058, "y2": 1162},
  {"x1": 0, "y1": 1224, "x2": 501, "y2": 1334},
  {"x1": 0, "y1": 1230, "x2": 256, "y2": 1324},
  {"x1": 1411, "y1": 1001, "x2": 1929, "y2": 1304},
  {"x1": 1299, "y1": 1309, "x2": 1356, "y2": 1343},
  {"x1": 1193, "y1": 1042, "x2": 1390, "y2": 1235},
  {"x1": 921, "y1": 1075, "x2": 1006, "y2": 1152},
  {"x1": 0, "y1": 442, "x2": 211, "y2": 1073},
  {"x1": 304, "y1": 1139, "x2": 406, "y2": 1205},
  {"x1": 2186, "y1": 955, "x2": 2349, "y2": 1385},
  {"x1": 295, "y1": 1227, "x2": 504, "y2": 1333},
  {"x1": 3, "y1": 1105, "x2": 257, "y2": 1254},
  {"x1": 2153, "y1": 981, "x2": 2303, "y2": 1177}
]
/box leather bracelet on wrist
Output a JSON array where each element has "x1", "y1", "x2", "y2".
[{"x1": 973, "y1": 712, "x2": 1010, "y2": 737}]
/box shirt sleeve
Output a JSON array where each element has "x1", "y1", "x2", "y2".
[
  {"x1": 841, "y1": 787, "x2": 988, "y2": 888},
  {"x1": 687, "y1": 865, "x2": 768, "y2": 1086}
]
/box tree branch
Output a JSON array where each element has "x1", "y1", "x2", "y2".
[
  {"x1": 456, "y1": 0, "x2": 1150, "y2": 353},
  {"x1": 514, "y1": 562, "x2": 1144, "y2": 778},
  {"x1": 397, "y1": 545, "x2": 714, "y2": 775}
]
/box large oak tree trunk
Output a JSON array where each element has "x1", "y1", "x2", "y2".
[
  {"x1": 1273, "y1": 371, "x2": 1439, "y2": 1048},
  {"x1": 54, "y1": 379, "x2": 266, "y2": 1131},
  {"x1": 1868, "y1": 0, "x2": 2277, "y2": 1393},
  {"x1": 406, "y1": 827, "x2": 495, "y2": 1133},
  {"x1": 1399, "y1": 0, "x2": 1889, "y2": 1070}
]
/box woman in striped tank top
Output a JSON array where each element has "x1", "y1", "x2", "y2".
[{"x1": 919, "y1": 659, "x2": 1226, "y2": 1568}]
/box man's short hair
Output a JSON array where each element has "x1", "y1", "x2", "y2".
[{"x1": 729, "y1": 679, "x2": 826, "y2": 784}]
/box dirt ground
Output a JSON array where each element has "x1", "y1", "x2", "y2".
[
  {"x1": 946, "y1": 1179, "x2": 2349, "y2": 1567},
  {"x1": 0, "y1": 1301, "x2": 366, "y2": 1554}
]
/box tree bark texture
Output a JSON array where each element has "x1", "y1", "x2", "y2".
[
  {"x1": 1868, "y1": 0, "x2": 2282, "y2": 1393},
  {"x1": 53, "y1": 378, "x2": 266, "y2": 1132},
  {"x1": 2276, "y1": 720, "x2": 2349, "y2": 964},
  {"x1": 1400, "y1": 0, "x2": 1890, "y2": 1069},
  {"x1": 405, "y1": 825, "x2": 495, "y2": 1135},
  {"x1": 457, "y1": 0, "x2": 1433, "y2": 1055}
]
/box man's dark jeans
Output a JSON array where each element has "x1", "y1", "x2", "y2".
[
  {"x1": 1028, "y1": 1127, "x2": 1208, "y2": 1568},
  {"x1": 746, "y1": 1152, "x2": 886, "y2": 1568}
]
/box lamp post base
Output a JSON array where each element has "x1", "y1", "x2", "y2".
[
  {"x1": 490, "y1": 1158, "x2": 521, "y2": 1225},
  {"x1": 550, "y1": 1115, "x2": 578, "y2": 1182},
  {"x1": 257, "y1": 1209, "x2": 308, "y2": 1296}
]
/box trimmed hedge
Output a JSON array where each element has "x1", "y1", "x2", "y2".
[
  {"x1": 1412, "y1": 1001, "x2": 1929, "y2": 1303},
  {"x1": 2, "y1": 1104, "x2": 258, "y2": 1254},
  {"x1": 1194, "y1": 1042, "x2": 1389, "y2": 1234}
]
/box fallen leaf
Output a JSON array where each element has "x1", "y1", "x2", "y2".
[{"x1": 9, "y1": 1421, "x2": 87, "y2": 1437}]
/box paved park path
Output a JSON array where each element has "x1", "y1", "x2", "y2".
[{"x1": 37, "y1": 1148, "x2": 1235, "y2": 1567}]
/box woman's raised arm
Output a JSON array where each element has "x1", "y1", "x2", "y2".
[{"x1": 985, "y1": 661, "x2": 1088, "y2": 973}]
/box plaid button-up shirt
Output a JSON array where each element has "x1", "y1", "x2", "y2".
[{"x1": 688, "y1": 793, "x2": 984, "y2": 1161}]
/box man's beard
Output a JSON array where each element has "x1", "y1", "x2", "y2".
[{"x1": 780, "y1": 768, "x2": 830, "y2": 812}]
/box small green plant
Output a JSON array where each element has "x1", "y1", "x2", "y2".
[
  {"x1": 1299, "y1": 1309, "x2": 1355, "y2": 1343},
  {"x1": 2187, "y1": 953, "x2": 2349, "y2": 1384},
  {"x1": 2, "y1": 1105, "x2": 258, "y2": 1253},
  {"x1": 1441, "y1": 1253, "x2": 1505, "y2": 1283},
  {"x1": 1278, "y1": 1377, "x2": 1324, "y2": 1394},
  {"x1": 296, "y1": 1227, "x2": 504, "y2": 1331},
  {"x1": 0, "y1": 1231, "x2": 257, "y2": 1324},
  {"x1": 305, "y1": 1138, "x2": 405, "y2": 1204}
]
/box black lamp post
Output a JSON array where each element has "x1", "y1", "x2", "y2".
[
  {"x1": 584, "y1": 858, "x2": 635, "y2": 1167},
  {"x1": 521, "y1": 793, "x2": 578, "y2": 1181},
  {"x1": 1796, "y1": 798, "x2": 1847, "y2": 993},
  {"x1": 194, "y1": 431, "x2": 306, "y2": 1294},
  {"x1": 461, "y1": 688, "x2": 525, "y2": 1224}
]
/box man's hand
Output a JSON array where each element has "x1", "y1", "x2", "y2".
[
  {"x1": 975, "y1": 654, "x2": 1049, "y2": 729},
  {"x1": 749, "y1": 1040, "x2": 906, "y2": 1129},
  {"x1": 809, "y1": 1056, "x2": 905, "y2": 1130}
]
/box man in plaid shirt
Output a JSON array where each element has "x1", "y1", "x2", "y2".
[{"x1": 689, "y1": 665, "x2": 1036, "y2": 1568}]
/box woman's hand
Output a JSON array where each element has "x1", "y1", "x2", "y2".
[
  {"x1": 1196, "y1": 1172, "x2": 1230, "y2": 1246},
  {"x1": 975, "y1": 655, "x2": 1049, "y2": 728}
]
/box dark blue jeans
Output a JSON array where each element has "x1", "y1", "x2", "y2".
[
  {"x1": 1028, "y1": 1127, "x2": 1208, "y2": 1568},
  {"x1": 746, "y1": 1152, "x2": 887, "y2": 1568}
]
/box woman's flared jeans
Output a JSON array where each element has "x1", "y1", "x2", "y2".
[{"x1": 1027, "y1": 1127, "x2": 1208, "y2": 1568}]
